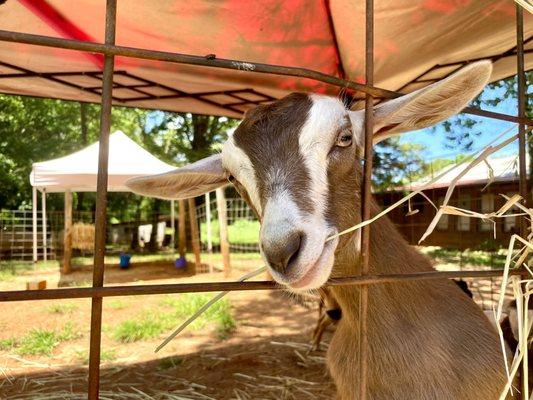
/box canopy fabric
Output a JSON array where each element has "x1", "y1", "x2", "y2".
[
  {"x1": 30, "y1": 131, "x2": 176, "y2": 192},
  {"x1": 0, "y1": 1, "x2": 532, "y2": 118}
]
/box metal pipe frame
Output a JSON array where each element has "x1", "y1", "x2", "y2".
[
  {"x1": 87, "y1": 1, "x2": 116, "y2": 398},
  {"x1": 0, "y1": 269, "x2": 522, "y2": 302},
  {"x1": 0, "y1": 3, "x2": 529, "y2": 400},
  {"x1": 358, "y1": 0, "x2": 374, "y2": 397},
  {"x1": 0, "y1": 29, "x2": 532, "y2": 126}
]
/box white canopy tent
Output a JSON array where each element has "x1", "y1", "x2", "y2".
[{"x1": 29, "y1": 131, "x2": 177, "y2": 264}]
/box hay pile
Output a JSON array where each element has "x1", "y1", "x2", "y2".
[{"x1": 72, "y1": 223, "x2": 95, "y2": 251}]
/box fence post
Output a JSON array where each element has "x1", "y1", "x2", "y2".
[
  {"x1": 170, "y1": 200, "x2": 175, "y2": 250},
  {"x1": 187, "y1": 198, "x2": 201, "y2": 273},
  {"x1": 216, "y1": 188, "x2": 231, "y2": 277},
  {"x1": 32, "y1": 187, "x2": 38, "y2": 264},
  {"x1": 41, "y1": 189, "x2": 47, "y2": 262},
  {"x1": 63, "y1": 190, "x2": 72, "y2": 274},
  {"x1": 178, "y1": 200, "x2": 186, "y2": 258},
  {"x1": 205, "y1": 192, "x2": 213, "y2": 273}
]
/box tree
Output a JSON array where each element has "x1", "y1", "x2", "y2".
[
  {"x1": 0, "y1": 94, "x2": 153, "y2": 210},
  {"x1": 139, "y1": 112, "x2": 238, "y2": 163},
  {"x1": 372, "y1": 138, "x2": 428, "y2": 191},
  {"x1": 435, "y1": 73, "x2": 532, "y2": 190}
]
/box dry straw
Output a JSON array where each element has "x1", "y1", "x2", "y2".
[
  {"x1": 515, "y1": 0, "x2": 533, "y2": 14},
  {"x1": 71, "y1": 222, "x2": 95, "y2": 250}
]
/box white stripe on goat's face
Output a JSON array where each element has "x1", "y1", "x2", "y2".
[{"x1": 221, "y1": 93, "x2": 354, "y2": 291}]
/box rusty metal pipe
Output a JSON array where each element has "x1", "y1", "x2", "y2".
[
  {"x1": 0, "y1": 269, "x2": 520, "y2": 302},
  {"x1": 87, "y1": 1, "x2": 116, "y2": 398}
]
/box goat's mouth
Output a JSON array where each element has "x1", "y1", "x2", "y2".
[{"x1": 286, "y1": 233, "x2": 339, "y2": 291}]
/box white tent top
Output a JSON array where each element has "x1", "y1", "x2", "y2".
[
  {"x1": 30, "y1": 131, "x2": 176, "y2": 193},
  {"x1": 404, "y1": 154, "x2": 530, "y2": 191}
]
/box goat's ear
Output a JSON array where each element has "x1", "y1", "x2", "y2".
[
  {"x1": 371, "y1": 61, "x2": 492, "y2": 143},
  {"x1": 125, "y1": 154, "x2": 227, "y2": 200}
]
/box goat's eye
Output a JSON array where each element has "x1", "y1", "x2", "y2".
[
  {"x1": 335, "y1": 130, "x2": 353, "y2": 148},
  {"x1": 227, "y1": 174, "x2": 236, "y2": 183}
]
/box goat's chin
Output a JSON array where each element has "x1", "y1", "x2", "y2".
[{"x1": 270, "y1": 236, "x2": 339, "y2": 292}]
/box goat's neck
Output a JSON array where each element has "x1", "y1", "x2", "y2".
[{"x1": 330, "y1": 199, "x2": 434, "y2": 317}]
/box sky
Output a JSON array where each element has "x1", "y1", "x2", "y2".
[{"x1": 399, "y1": 85, "x2": 522, "y2": 161}]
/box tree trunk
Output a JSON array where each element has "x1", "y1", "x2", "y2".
[{"x1": 130, "y1": 196, "x2": 142, "y2": 251}]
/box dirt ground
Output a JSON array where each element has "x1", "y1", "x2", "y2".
[{"x1": 0, "y1": 261, "x2": 337, "y2": 399}]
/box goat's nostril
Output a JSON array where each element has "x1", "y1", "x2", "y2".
[{"x1": 265, "y1": 231, "x2": 303, "y2": 274}]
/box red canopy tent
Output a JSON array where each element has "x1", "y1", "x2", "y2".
[
  {"x1": 0, "y1": 0, "x2": 531, "y2": 117},
  {"x1": 0, "y1": 2, "x2": 531, "y2": 399}
]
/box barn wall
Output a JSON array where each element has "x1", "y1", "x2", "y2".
[{"x1": 374, "y1": 180, "x2": 521, "y2": 249}]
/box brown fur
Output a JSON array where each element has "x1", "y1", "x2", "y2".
[{"x1": 326, "y1": 168, "x2": 507, "y2": 398}]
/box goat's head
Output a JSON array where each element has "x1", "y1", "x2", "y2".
[{"x1": 126, "y1": 61, "x2": 492, "y2": 291}]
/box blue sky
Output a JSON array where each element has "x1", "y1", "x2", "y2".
[{"x1": 399, "y1": 85, "x2": 521, "y2": 161}]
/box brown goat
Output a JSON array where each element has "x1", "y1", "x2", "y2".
[{"x1": 127, "y1": 61, "x2": 509, "y2": 399}]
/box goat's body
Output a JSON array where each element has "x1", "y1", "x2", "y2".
[{"x1": 327, "y1": 203, "x2": 508, "y2": 399}]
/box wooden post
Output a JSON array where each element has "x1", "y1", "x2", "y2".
[
  {"x1": 63, "y1": 190, "x2": 73, "y2": 274},
  {"x1": 205, "y1": 192, "x2": 213, "y2": 273},
  {"x1": 216, "y1": 188, "x2": 231, "y2": 277},
  {"x1": 187, "y1": 198, "x2": 201, "y2": 273},
  {"x1": 178, "y1": 200, "x2": 186, "y2": 258},
  {"x1": 205, "y1": 192, "x2": 213, "y2": 253},
  {"x1": 170, "y1": 200, "x2": 175, "y2": 250}
]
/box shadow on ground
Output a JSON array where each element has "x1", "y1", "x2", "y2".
[{"x1": 1, "y1": 332, "x2": 336, "y2": 400}]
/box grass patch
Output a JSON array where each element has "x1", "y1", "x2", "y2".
[
  {"x1": 200, "y1": 218, "x2": 259, "y2": 246},
  {"x1": 0, "y1": 260, "x2": 54, "y2": 281},
  {"x1": 76, "y1": 348, "x2": 116, "y2": 364},
  {"x1": 114, "y1": 294, "x2": 235, "y2": 343},
  {"x1": 113, "y1": 318, "x2": 165, "y2": 343},
  {"x1": 4, "y1": 323, "x2": 83, "y2": 356},
  {"x1": 420, "y1": 246, "x2": 507, "y2": 269},
  {"x1": 17, "y1": 329, "x2": 59, "y2": 356},
  {"x1": 107, "y1": 299, "x2": 127, "y2": 310},
  {"x1": 0, "y1": 338, "x2": 17, "y2": 351},
  {"x1": 47, "y1": 303, "x2": 79, "y2": 314}
]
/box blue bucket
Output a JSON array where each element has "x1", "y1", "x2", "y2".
[
  {"x1": 119, "y1": 253, "x2": 131, "y2": 269},
  {"x1": 175, "y1": 256, "x2": 187, "y2": 269}
]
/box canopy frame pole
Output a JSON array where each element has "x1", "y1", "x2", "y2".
[
  {"x1": 88, "y1": 1, "x2": 116, "y2": 399},
  {"x1": 216, "y1": 188, "x2": 231, "y2": 277},
  {"x1": 41, "y1": 188, "x2": 47, "y2": 262},
  {"x1": 170, "y1": 200, "x2": 175, "y2": 250},
  {"x1": 0, "y1": 29, "x2": 532, "y2": 126},
  {"x1": 32, "y1": 187, "x2": 37, "y2": 264}
]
